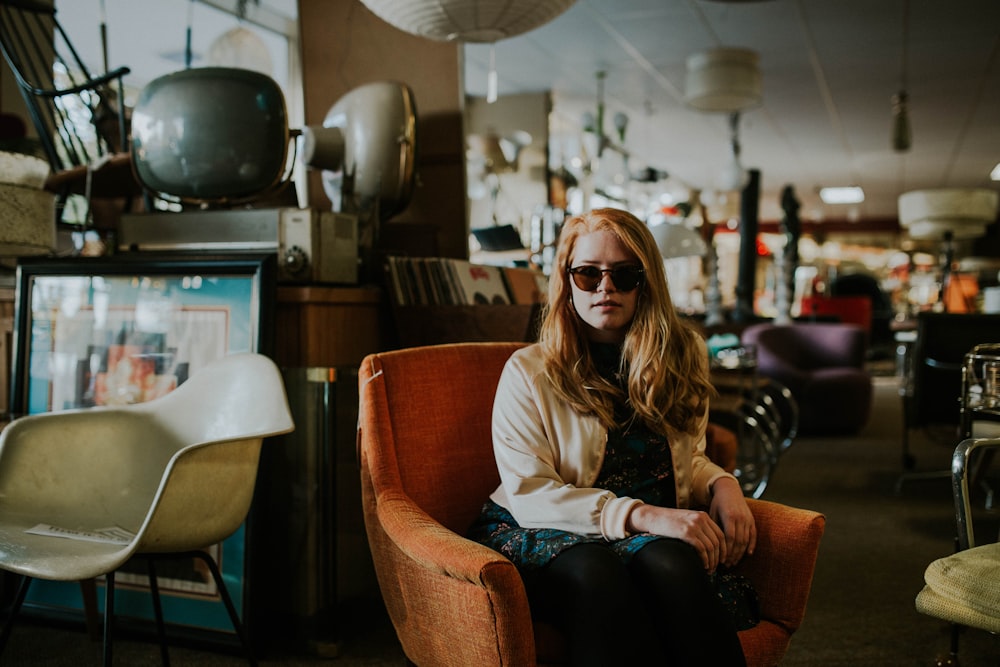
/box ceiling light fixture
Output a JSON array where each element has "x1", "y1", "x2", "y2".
[
  {"x1": 991, "y1": 162, "x2": 1000, "y2": 181},
  {"x1": 651, "y1": 221, "x2": 708, "y2": 260},
  {"x1": 581, "y1": 71, "x2": 629, "y2": 160},
  {"x1": 898, "y1": 188, "x2": 998, "y2": 240},
  {"x1": 891, "y1": 0, "x2": 911, "y2": 152},
  {"x1": 684, "y1": 48, "x2": 760, "y2": 193},
  {"x1": 819, "y1": 186, "x2": 865, "y2": 205},
  {"x1": 898, "y1": 188, "x2": 998, "y2": 311},
  {"x1": 358, "y1": 0, "x2": 576, "y2": 42},
  {"x1": 359, "y1": 0, "x2": 576, "y2": 103},
  {"x1": 717, "y1": 111, "x2": 749, "y2": 191},
  {"x1": 684, "y1": 48, "x2": 762, "y2": 113}
]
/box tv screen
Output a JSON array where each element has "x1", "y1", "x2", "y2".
[{"x1": 131, "y1": 67, "x2": 289, "y2": 203}]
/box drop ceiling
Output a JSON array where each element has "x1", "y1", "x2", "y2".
[{"x1": 462, "y1": 0, "x2": 1000, "y2": 226}]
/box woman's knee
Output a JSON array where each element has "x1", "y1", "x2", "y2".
[
  {"x1": 629, "y1": 539, "x2": 713, "y2": 596},
  {"x1": 528, "y1": 543, "x2": 636, "y2": 615}
]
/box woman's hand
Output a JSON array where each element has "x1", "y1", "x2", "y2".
[
  {"x1": 626, "y1": 504, "x2": 727, "y2": 572},
  {"x1": 708, "y1": 476, "x2": 757, "y2": 568}
]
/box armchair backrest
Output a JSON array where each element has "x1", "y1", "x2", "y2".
[
  {"x1": 743, "y1": 322, "x2": 867, "y2": 371},
  {"x1": 358, "y1": 342, "x2": 526, "y2": 535},
  {"x1": 0, "y1": 353, "x2": 294, "y2": 564}
]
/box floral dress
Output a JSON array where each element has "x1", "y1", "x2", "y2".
[{"x1": 467, "y1": 343, "x2": 760, "y2": 630}]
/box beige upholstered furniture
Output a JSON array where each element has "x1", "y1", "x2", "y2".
[
  {"x1": 358, "y1": 342, "x2": 826, "y2": 667},
  {"x1": 0, "y1": 353, "x2": 294, "y2": 666},
  {"x1": 916, "y1": 436, "x2": 1000, "y2": 663}
]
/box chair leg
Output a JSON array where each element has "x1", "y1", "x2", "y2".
[
  {"x1": 79, "y1": 578, "x2": 102, "y2": 642},
  {"x1": 0, "y1": 575, "x2": 31, "y2": 656},
  {"x1": 103, "y1": 571, "x2": 115, "y2": 667},
  {"x1": 146, "y1": 560, "x2": 170, "y2": 666},
  {"x1": 189, "y1": 551, "x2": 257, "y2": 667}
]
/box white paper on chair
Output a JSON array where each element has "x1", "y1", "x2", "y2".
[{"x1": 26, "y1": 523, "x2": 135, "y2": 545}]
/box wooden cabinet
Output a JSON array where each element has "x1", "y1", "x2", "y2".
[{"x1": 274, "y1": 286, "x2": 387, "y2": 368}]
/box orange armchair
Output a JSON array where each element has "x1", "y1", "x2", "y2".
[{"x1": 358, "y1": 343, "x2": 825, "y2": 667}]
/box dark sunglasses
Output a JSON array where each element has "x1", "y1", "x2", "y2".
[{"x1": 567, "y1": 265, "x2": 645, "y2": 292}]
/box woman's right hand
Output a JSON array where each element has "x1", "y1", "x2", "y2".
[{"x1": 626, "y1": 504, "x2": 727, "y2": 572}]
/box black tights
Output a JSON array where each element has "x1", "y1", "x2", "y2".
[{"x1": 524, "y1": 540, "x2": 747, "y2": 666}]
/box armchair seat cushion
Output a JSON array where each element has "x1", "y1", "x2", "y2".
[{"x1": 916, "y1": 542, "x2": 1000, "y2": 632}]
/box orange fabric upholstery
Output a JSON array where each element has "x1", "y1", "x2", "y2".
[{"x1": 358, "y1": 343, "x2": 826, "y2": 667}]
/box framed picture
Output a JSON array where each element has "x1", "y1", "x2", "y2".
[{"x1": 9, "y1": 252, "x2": 276, "y2": 638}]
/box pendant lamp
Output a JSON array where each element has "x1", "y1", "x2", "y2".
[
  {"x1": 358, "y1": 0, "x2": 576, "y2": 43},
  {"x1": 898, "y1": 188, "x2": 999, "y2": 240},
  {"x1": 684, "y1": 48, "x2": 762, "y2": 113},
  {"x1": 651, "y1": 222, "x2": 708, "y2": 259}
]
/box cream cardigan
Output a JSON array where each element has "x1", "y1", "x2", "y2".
[{"x1": 489, "y1": 343, "x2": 735, "y2": 541}]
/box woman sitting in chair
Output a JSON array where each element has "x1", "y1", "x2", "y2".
[{"x1": 469, "y1": 208, "x2": 757, "y2": 666}]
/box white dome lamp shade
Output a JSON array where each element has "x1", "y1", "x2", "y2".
[
  {"x1": 898, "y1": 188, "x2": 999, "y2": 240},
  {"x1": 358, "y1": 0, "x2": 577, "y2": 42},
  {"x1": 684, "y1": 48, "x2": 762, "y2": 113},
  {"x1": 299, "y1": 81, "x2": 418, "y2": 222},
  {"x1": 207, "y1": 26, "x2": 273, "y2": 76},
  {"x1": 651, "y1": 222, "x2": 708, "y2": 260}
]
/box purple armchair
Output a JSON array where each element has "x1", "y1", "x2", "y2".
[{"x1": 742, "y1": 322, "x2": 872, "y2": 435}]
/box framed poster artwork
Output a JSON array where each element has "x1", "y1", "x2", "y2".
[{"x1": 9, "y1": 252, "x2": 276, "y2": 638}]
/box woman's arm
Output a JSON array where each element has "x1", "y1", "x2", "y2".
[
  {"x1": 709, "y1": 475, "x2": 757, "y2": 567},
  {"x1": 491, "y1": 351, "x2": 641, "y2": 539}
]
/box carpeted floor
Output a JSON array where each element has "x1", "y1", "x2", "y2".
[
  {"x1": 765, "y1": 375, "x2": 999, "y2": 666},
  {"x1": 3, "y1": 376, "x2": 999, "y2": 665}
]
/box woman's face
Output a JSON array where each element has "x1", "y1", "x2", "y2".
[{"x1": 568, "y1": 230, "x2": 642, "y2": 344}]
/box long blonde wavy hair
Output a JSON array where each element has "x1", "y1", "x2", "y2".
[{"x1": 538, "y1": 208, "x2": 714, "y2": 436}]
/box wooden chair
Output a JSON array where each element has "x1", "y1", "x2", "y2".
[
  {"x1": 358, "y1": 342, "x2": 826, "y2": 667},
  {"x1": 0, "y1": 0, "x2": 142, "y2": 229}
]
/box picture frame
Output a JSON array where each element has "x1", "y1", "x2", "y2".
[{"x1": 9, "y1": 252, "x2": 276, "y2": 639}]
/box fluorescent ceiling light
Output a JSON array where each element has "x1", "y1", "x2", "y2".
[
  {"x1": 991, "y1": 162, "x2": 1000, "y2": 181},
  {"x1": 819, "y1": 186, "x2": 865, "y2": 204}
]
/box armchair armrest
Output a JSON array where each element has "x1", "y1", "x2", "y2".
[
  {"x1": 368, "y1": 485, "x2": 536, "y2": 666},
  {"x1": 734, "y1": 498, "x2": 825, "y2": 632}
]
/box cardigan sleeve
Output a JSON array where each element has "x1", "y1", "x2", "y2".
[{"x1": 490, "y1": 349, "x2": 642, "y2": 540}]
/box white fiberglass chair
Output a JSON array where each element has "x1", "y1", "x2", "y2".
[{"x1": 0, "y1": 353, "x2": 294, "y2": 666}]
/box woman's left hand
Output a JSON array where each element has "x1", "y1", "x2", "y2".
[{"x1": 709, "y1": 476, "x2": 757, "y2": 568}]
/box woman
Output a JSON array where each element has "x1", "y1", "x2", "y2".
[{"x1": 469, "y1": 208, "x2": 757, "y2": 665}]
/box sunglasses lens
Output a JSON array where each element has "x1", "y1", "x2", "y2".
[
  {"x1": 571, "y1": 266, "x2": 601, "y2": 291},
  {"x1": 569, "y1": 266, "x2": 643, "y2": 292},
  {"x1": 612, "y1": 267, "x2": 641, "y2": 291}
]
